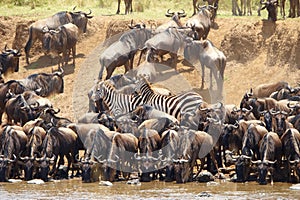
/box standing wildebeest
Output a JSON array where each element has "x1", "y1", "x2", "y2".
[
  {"x1": 160, "y1": 129, "x2": 180, "y2": 182},
  {"x1": 116, "y1": 0, "x2": 133, "y2": 14},
  {"x1": 252, "y1": 131, "x2": 282, "y2": 185},
  {"x1": 173, "y1": 128, "x2": 218, "y2": 183},
  {"x1": 184, "y1": 39, "x2": 226, "y2": 92},
  {"x1": 281, "y1": 128, "x2": 300, "y2": 182},
  {"x1": 20, "y1": 125, "x2": 46, "y2": 180},
  {"x1": 25, "y1": 9, "x2": 93, "y2": 64},
  {"x1": 0, "y1": 45, "x2": 21, "y2": 76},
  {"x1": 40, "y1": 126, "x2": 78, "y2": 181},
  {"x1": 135, "y1": 128, "x2": 161, "y2": 182},
  {"x1": 260, "y1": 0, "x2": 279, "y2": 21},
  {"x1": 19, "y1": 67, "x2": 64, "y2": 97},
  {"x1": 186, "y1": 5, "x2": 216, "y2": 40},
  {"x1": 141, "y1": 27, "x2": 196, "y2": 69},
  {"x1": 103, "y1": 132, "x2": 138, "y2": 182},
  {"x1": 155, "y1": 9, "x2": 187, "y2": 33},
  {"x1": 98, "y1": 22, "x2": 152, "y2": 80},
  {"x1": 42, "y1": 23, "x2": 78, "y2": 67},
  {"x1": 1, "y1": 125, "x2": 28, "y2": 180}
]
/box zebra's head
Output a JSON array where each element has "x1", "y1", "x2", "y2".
[{"x1": 91, "y1": 81, "x2": 106, "y2": 101}]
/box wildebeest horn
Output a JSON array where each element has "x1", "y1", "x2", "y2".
[
  {"x1": 208, "y1": 5, "x2": 217, "y2": 10},
  {"x1": 72, "y1": 6, "x2": 77, "y2": 11},
  {"x1": 8, "y1": 154, "x2": 17, "y2": 163},
  {"x1": 251, "y1": 160, "x2": 262, "y2": 164},
  {"x1": 134, "y1": 153, "x2": 141, "y2": 161},
  {"x1": 242, "y1": 105, "x2": 253, "y2": 113},
  {"x1": 178, "y1": 9, "x2": 186, "y2": 17},
  {"x1": 289, "y1": 159, "x2": 300, "y2": 164},
  {"x1": 86, "y1": 8, "x2": 92, "y2": 15},
  {"x1": 241, "y1": 155, "x2": 252, "y2": 160},
  {"x1": 165, "y1": 9, "x2": 174, "y2": 17},
  {"x1": 265, "y1": 160, "x2": 277, "y2": 165},
  {"x1": 30, "y1": 102, "x2": 40, "y2": 110},
  {"x1": 108, "y1": 155, "x2": 119, "y2": 163},
  {"x1": 42, "y1": 26, "x2": 49, "y2": 33},
  {"x1": 287, "y1": 102, "x2": 296, "y2": 109},
  {"x1": 19, "y1": 156, "x2": 31, "y2": 161},
  {"x1": 75, "y1": 154, "x2": 81, "y2": 162},
  {"x1": 4, "y1": 44, "x2": 8, "y2": 52},
  {"x1": 197, "y1": 4, "x2": 207, "y2": 10},
  {"x1": 270, "y1": 108, "x2": 280, "y2": 115}
]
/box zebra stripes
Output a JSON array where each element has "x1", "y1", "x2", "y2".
[
  {"x1": 135, "y1": 79, "x2": 203, "y2": 119},
  {"x1": 92, "y1": 81, "x2": 143, "y2": 117}
]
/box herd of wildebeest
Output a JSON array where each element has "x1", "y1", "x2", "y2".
[{"x1": 0, "y1": 0, "x2": 299, "y2": 186}]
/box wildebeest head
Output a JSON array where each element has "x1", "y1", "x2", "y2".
[
  {"x1": 235, "y1": 155, "x2": 252, "y2": 182},
  {"x1": 165, "y1": 9, "x2": 187, "y2": 26},
  {"x1": 36, "y1": 154, "x2": 55, "y2": 182},
  {"x1": 19, "y1": 156, "x2": 35, "y2": 181},
  {"x1": 52, "y1": 67, "x2": 64, "y2": 94},
  {"x1": 271, "y1": 110, "x2": 288, "y2": 137},
  {"x1": 0, "y1": 45, "x2": 21, "y2": 75},
  {"x1": 252, "y1": 160, "x2": 276, "y2": 184},
  {"x1": 261, "y1": 0, "x2": 278, "y2": 21},
  {"x1": 69, "y1": 7, "x2": 93, "y2": 33},
  {"x1": 80, "y1": 158, "x2": 99, "y2": 183}
]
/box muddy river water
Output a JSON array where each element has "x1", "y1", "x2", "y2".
[{"x1": 1, "y1": 178, "x2": 299, "y2": 200}]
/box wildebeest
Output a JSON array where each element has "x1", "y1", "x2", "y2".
[
  {"x1": 19, "y1": 67, "x2": 64, "y2": 97},
  {"x1": 252, "y1": 131, "x2": 282, "y2": 185},
  {"x1": 20, "y1": 125, "x2": 46, "y2": 180},
  {"x1": 270, "y1": 109, "x2": 292, "y2": 137},
  {"x1": 98, "y1": 22, "x2": 152, "y2": 80},
  {"x1": 116, "y1": 0, "x2": 133, "y2": 14},
  {"x1": 249, "y1": 81, "x2": 291, "y2": 98},
  {"x1": 141, "y1": 27, "x2": 196, "y2": 68},
  {"x1": 155, "y1": 9, "x2": 187, "y2": 33},
  {"x1": 174, "y1": 128, "x2": 218, "y2": 183},
  {"x1": 40, "y1": 126, "x2": 78, "y2": 180},
  {"x1": 0, "y1": 80, "x2": 27, "y2": 123},
  {"x1": 103, "y1": 132, "x2": 138, "y2": 182},
  {"x1": 136, "y1": 128, "x2": 161, "y2": 182},
  {"x1": 0, "y1": 125, "x2": 27, "y2": 180},
  {"x1": 42, "y1": 23, "x2": 79, "y2": 67},
  {"x1": 235, "y1": 124, "x2": 268, "y2": 182},
  {"x1": 184, "y1": 39, "x2": 226, "y2": 92},
  {"x1": 260, "y1": 0, "x2": 279, "y2": 21},
  {"x1": 160, "y1": 129, "x2": 180, "y2": 182},
  {"x1": 0, "y1": 45, "x2": 21, "y2": 76},
  {"x1": 281, "y1": 128, "x2": 300, "y2": 182},
  {"x1": 3, "y1": 93, "x2": 37, "y2": 126},
  {"x1": 25, "y1": 8, "x2": 93, "y2": 64},
  {"x1": 186, "y1": 5, "x2": 216, "y2": 40}
]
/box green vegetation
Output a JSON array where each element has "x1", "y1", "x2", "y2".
[{"x1": 0, "y1": 0, "x2": 287, "y2": 20}]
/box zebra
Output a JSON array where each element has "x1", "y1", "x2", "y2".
[
  {"x1": 134, "y1": 78, "x2": 203, "y2": 120},
  {"x1": 91, "y1": 80, "x2": 143, "y2": 117}
]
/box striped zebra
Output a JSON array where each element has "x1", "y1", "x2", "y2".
[
  {"x1": 91, "y1": 80, "x2": 143, "y2": 117},
  {"x1": 134, "y1": 78, "x2": 203, "y2": 120}
]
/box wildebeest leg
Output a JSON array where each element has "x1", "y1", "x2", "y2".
[
  {"x1": 200, "y1": 63, "x2": 205, "y2": 89},
  {"x1": 49, "y1": 155, "x2": 59, "y2": 176},
  {"x1": 280, "y1": 0, "x2": 286, "y2": 18},
  {"x1": 257, "y1": 3, "x2": 262, "y2": 16},
  {"x1": 247, "y1": 0, "x2": 252, "y2": 15},
  {"x1": 116, "y1": 0, "x2": 121, "y2": 14},
  {"x1": 72, "y1": 46, "x2": 76, "y2": 66},
  {"x1": 105, "y1": 65, "x2": 114, "y2": 80},
  {"x1": 170, "y1": 53, "x2": 177, "y2": 70},
  {"x1": 25, "y1": 26, "x2": 35, "y2": 65}
]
